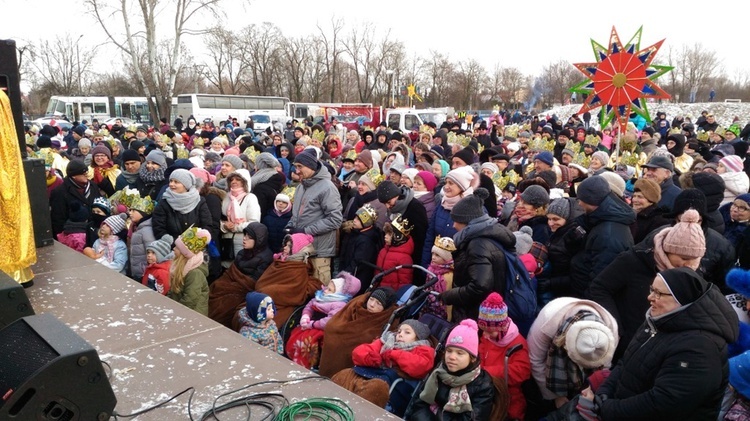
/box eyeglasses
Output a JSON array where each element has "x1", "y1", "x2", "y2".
[
  {"x1": 649, "y1": 286, "x2": 673, "y2": 300},
  {"x1": 731, "y1": 203, "x2": 750, "y2": 212}
]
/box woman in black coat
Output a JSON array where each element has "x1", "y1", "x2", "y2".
[
  {"x1": 630, "y1": 178, "x2": 671, "y2": 244},
  {"x1": 592, "y1": 268, "x2": 738, "y2": 421},
  {"x1": 152, "y1": 169, "x2": 215, "y2": 242},
  {"x1": 234, "y1": 222, "x2": 273, "y2": 281},
  {"x1": 251, "y1": 152, "x2": 285, "y2": 217},
  {"x1": 538, "y1": 197, "x2": 585, "y2": 302}
]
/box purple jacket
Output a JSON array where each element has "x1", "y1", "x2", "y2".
[{"x1": 302, "y1": 298, "x2": 347, "y2": 330}]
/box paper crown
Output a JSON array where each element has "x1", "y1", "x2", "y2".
[
  {"x1": 311, "y1": 129, "x2": 326, "y2": 144},
  {"x1": 389, "y1": 213, "x2": 413, "y2": 238},
  {"x1": 504, "y1": 124, "x2": 520, "y2": 139},
  {"x1": 446, "y1": 131, "x2": 471, "y2": 148},
  {"x1": 281, "y1": 185, "x2": 296, "y2": 203},
  {"x1": 696, "y1": 130, "x2": 710, "y2": 142},
  {"x1": 572, "y1": 151, "x2": 591, "y2": 168},
  {"x1": 619, "y1": 133, "x2": 637, "y2": 152},
  {"x1": 669, "y1": 127, "x2": 682, "y2": 135},
  {"x1": 584, "y1": 134, "x2": 601, "y2": 147},
  {"x1": 617, "y1": 150, "x2": 639, "y2": 167},
  {"x1": 127, "y1": 124, "x2": 138, "y2": 133},
  {"x1": 180, "y1": 226, "x2": 209, "y2": 254},
  {"x1": 419, "y1": 124, "x2": 435, "y2": 136},
  {"x1": 355, "y1": 203, "x2": 378, "y2": 228},
  {"x1": 243, "y1": 146, "x2": 260, "y2": 163},
  {"x1": 109, "y1": 187, "x2": 140, "y2": 210},
  {"x1": 106, "y1": 137, "x2": 117, "y2": 150},
  {"x1": 529, "y1": 136, "x2": 555, "y2": 152},
  {"x1": 344, "y1": 149, "x2": 358, "y2": 161},
  {"x1": 433, "y1": 235, "x2": 457, "y2": 252},
  {"x1": 492, "y1": 170, "x2": 518, "y2": 192},
  {"x1": 193, "y1": 137, "x2": 205, "y2": 148},
  {"x1": 35, "y1": 149, "x2": 55, "y2": 167},
  {"x1": 714, "y1": 127, "x2": 726, "y2": 138},
  {"x1": 130, "y1": 195, "x2": 155, "y2": 215},
  {"x1": 160, "y1": 133, "x2": 172, "y2": 145},
  {"x1": 364, "y1": 167, "x2": 385, "y2": 188}
]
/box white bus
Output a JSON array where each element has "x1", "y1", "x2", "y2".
[
  {"x1": 175, "y1": 93, "x2": 290, "y2": 125},
  {"x1": 44, "y1": 96, "x2": 172, "y2": 122}
]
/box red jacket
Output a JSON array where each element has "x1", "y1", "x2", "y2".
[
  {"x1": 479, "y1": 333, "x2": 531, "y2": 420},
  {"x1": 375, "y1": 238, "x2": 414, "y2": 291},
  {"x1": 352, "y1": 338, "x2": 435, "y2": 380},
  {"x1": 142, "y1": 260, "x2": 172, "y2": 295}
]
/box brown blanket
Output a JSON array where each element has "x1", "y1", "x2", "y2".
[
  {"x1": 231, "y1": 259, "x2": 321, "y2": 331},
  {"x1": 208, "y1": 263, "x2": 257, "y2": 329},
  {"x1": 318, "y1": 294, "x2": 396, "y2": 378},
  {"x1": 331, "y1": 368, "x2": 390, "y2": 408}
]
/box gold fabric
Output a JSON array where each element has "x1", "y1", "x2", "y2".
[{"x1": 0, "y1": 91, "x2": 36, "y2": 284}]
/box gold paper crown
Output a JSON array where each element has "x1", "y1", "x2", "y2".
[
  {"x1": 364, "y1": 167, "x2": 385, "y2": 188},
  {"x1": 160, "y1": 133, "x2": 172, "y2": 144},
  {"x1": 109, "y1": 187, "x2": 140, "y2": 210},
  {"x1": 446, "y1": 131, "x2": 471, "y2": 148},
  {"x1": 193, "y1": 137, "x2": 205, "y2": 148},
  {"x1": 311, "y1": 129, "x2": 326, "y2": 144},
  {"x1": 389, "y1": 213, "x2": 413, "y2": 237},
  {"x1": 35, "y1": 149, "x2": 55, "y2": 167},
  {"x1": 620, "y1": 133, "x2": 637, "y2": 152},
  {"x1": 281, "y1": 185, "x2": 296, "y2": 203},
  {"x1": 106, "y1": 137, "x2": 117, "y2": 150},
  {"x1": 521, "y1": 122, "x2": 532, "y2": 133},
  {"x1": 572, "y1": 151, "x2": 591, "y2": 168},
  {"x1": 344, "y1": 149, "x2": 358, "y2": 161},
  {"x1": 98, "y1": 128, "x2": 110, "y2": 137},
  {"x1": 669, "y1": 127, "x2": 682, "y2": 135},
  {"x1": 244, "y1": 146, "x2": 260, "y2": 163},
  {"x1": 130, "y1": 195, "x2": 155, "y2": 215},
  {"x1": 529, "y1": 136, "x2": 555, "y2": 152},
  {"x1": 618, "y1": 151, "x2": 639, "y2": 167},
  {"x1": 714, "y1": 127, "x2": 726, "y2": 138},
  {"x1": 419, "y1": 124, "x2": 435, "y2": 136},
  {"x1": 215, "y1": 134, "x2": 230, "y2": 147},
  {"x1": 127, "y1": 124, "x2": 138, "y2": 133},
  {"x1": 433, "y1": 235, "x2": 456, "y2": 252},
  {"x1": 180, "y1": 226, "x2": 209, "y2": 254},
  {"x1": 25, "y1": 133, "x2": 35, "y2": 145},
  {"x1": 584, "y1": 134, "x2": 601, "y2": 147},
  {"x1": 361, "y1": 124, "x2": 376, "y2": 133},
  {"x1": 504, "y1": 124, "x2": 520, "y2": 139},
  {"x1": 355, "y1": 203, "x2": 378, "y2": 228},
  {"x1": 696, "y1": 130, "x2": 710, "y2": 142},
  {"x1": 492, "y1": 170, "x2": 518, "y2": 192}
]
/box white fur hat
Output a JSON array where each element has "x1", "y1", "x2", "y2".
[{"x1": 565, "y1": 320, "x2": 616, "y2": 369}]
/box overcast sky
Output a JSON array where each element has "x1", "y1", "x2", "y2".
[{"x1": 2, "y1": 0, "x2": 746, "y2": 80}]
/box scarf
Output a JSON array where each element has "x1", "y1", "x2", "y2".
[
  {"x1": 390, "y1": 187, "x2": 414, "y2": 215},
  {"x1": 98, "y1": 234, "x2": 119, "y2": 263},
  {"x1": 139, "y1": 165, "x2": 165, "y2": 184},
  {"x1": 70, "y1": 177, "x2": 92, "y2": 200},
  {"x1": 414, "y1": 190, "x2": 429, "y2": 199},
  {"x1": 441, "y1": 193, "x2": 462, "y2": 211},
  {"x1": 251, "y1": 168, "x2": 276, "y2": 189},
  {"x1": 227, "y1": 187, "x2": 248, "y2": 224},
  {"x1": 485, "y1": 320, "x2": 520, "y2": 348},
  {"x1": 545, "y1": 310, "x2": 601, "y2": 397},
  {"x1": 652, "y1": 229, "x2": 674, "y2": 272},
  {"x1": 46, "y1": 173, "x2": 58, "y2": 187},
  {"x1": 92, "y1": 161, "x2": 115, "y2": 185},
  {"x1": 122, "y1": 170, "x2": 139, "y2": 185},
  {"x1": 379, "y1": 331, "x2": 431, "y2": 354},
  {"x1": 313, "y1": 289, "x2": 351, "y2": 303},
  {"x1": 172, "y1": 252, "x2": 204, "y2": 277},
  {"x1": 162, "y1": 188, "x2": 201, "y2": 214},
  {"x1": 419, "y1": 363, "x2": 482, "y2": 414}
]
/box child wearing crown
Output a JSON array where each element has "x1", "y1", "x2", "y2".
[
  {"x1": 422, "y1": 236, "x2": 455, "y2": 321},
  {"x1": 127, "y1": 194, "x2": 157, "y2": 281},
  {"x1": 339, "y1": 204, "x2": 383, "y2": 295},
  {"x1": 375, "y1": 213, "x2": 414, "y2": 291},
  {"x1": 168, "y1": 227, "x2": 211, "y2": 315}
]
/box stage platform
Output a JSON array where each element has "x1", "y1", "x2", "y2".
[{"x1": 26, "y1": 242, "x2": 399, "y2": 420}]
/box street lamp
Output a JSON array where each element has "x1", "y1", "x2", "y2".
[{"x1": 386, "y1": 69, "x2": 394, "y2": 108}]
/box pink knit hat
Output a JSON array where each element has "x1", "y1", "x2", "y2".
[
  {"x1": 189, "y1": 167, "x2": 216, "y2": 185},
  {"x1": 720, "y1": 155, "x2": 744, "y2": 173},
  {"x1": 289, "y1": 233, "x2": 314, "y2": 255},
  {"x1": 662, "y1": 209, "x2": 706, "y2": 261},
  {"x1": 446, "y1": 319, "x2": 479, "y2": 357},
  {"x1": 416, "y1": 171, "x2": 438, "y2": 191},
  {"x1": 445, "y1": 167, "x2": 479, "y2": 193}
]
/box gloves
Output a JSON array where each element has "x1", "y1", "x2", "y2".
[
  {"x1": 576, "y1": 395, "x2": 600, "y2": 421},
  {"x1": 285, "y1": 227, "x2": 305, "y2": 235},
  {"x1": 300, "y1": 315, "x2": 312, "y2": 330},
  {"x1": 341, "y1": 220, "x2": 354, "y2": 234}
]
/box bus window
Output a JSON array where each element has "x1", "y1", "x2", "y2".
[
  {"x1": 230, "y1": 97, "x2": 245, "y2": 109},
  {"x1": 178, "y1": 96, "x2": 192, "y2": 103},
  {"x1": 81, "y1": 103, "x2": 94, "y2": 114},
  {"x1": 94, "y1": 103, "x2": 107, "y2": 114},
  {"x1": 387, "y1": 113, "x2": 399, "y2": 129},
  {"x1": 214, "y1": 97, "x2": 231, "y2": 109},
  {"x1": 46, "y1": 99, "x2": 57, "y2": 115},
  {"x1": 245, "y1": 98, "x2": 259, "y2": 109},
  {"x1": 405, "y1": 114, "x2": 420, "y2": 131},
  {"x1": 198, "y1": 96, "x2": 215, "y2": 108},
  {"x1": 57, "y1": 100, "x2": 67, "y2": 115}
]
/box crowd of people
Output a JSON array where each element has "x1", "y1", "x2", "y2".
[{"x1": 25, "y1": 108, "x2": 750, "y2": 420}]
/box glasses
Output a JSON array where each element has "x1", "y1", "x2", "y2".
[
  {"x1": 649, "y1": 286, "x2": 673, "y2": 300},
  {"x1": 732, "y1": 203, "x2": 750, "y2": 212}
]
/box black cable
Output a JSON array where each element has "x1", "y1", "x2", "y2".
[
  {"x1": 100, "y1": 360, "x2": 113, "y2": 382},
  {"x1": 112, "y1": 387, "x2": 195, "y2": 419}
]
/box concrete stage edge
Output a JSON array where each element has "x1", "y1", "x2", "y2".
[{"x1": 26, "y1": 242, "x2": 399, "y2": 420}]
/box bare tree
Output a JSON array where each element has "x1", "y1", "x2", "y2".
[
  {"x1": 202, "y1": 26, "x2": 248, "y2": 94},
  {"x1": 316, "y1": 17, "x2": 345, "y2": 103},
  {"x1": 675, "y1": 43, "x2": 719, "y2": 102},
  {"x1": 278, "y1": 36, "x2": 310, "y2": 101},
  {"x1": 451, "y1": 59, "x2": 487, "y2": 109},
  {"x1": 26, "y1": 35, "x2": 94, "y2": 96},
  {"x1": 424, "y1": 51, "x2": 453, "y2": 107},
  {"x1": 540, "y1": 60, "x2": 579, "y2": 105},
  {"x1": 241, "y1": 23, "x2": 283, "y2": 96},
  {"x1": 342, "y1": 24, "x2": 404, "y2": 103}
]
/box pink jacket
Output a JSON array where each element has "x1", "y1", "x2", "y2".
[
  {"x1": 302, "y1": 298, "x2": 347, "y2": 330},
  {"x1": 57, "y1": 232, "x2": 86, "y2": 253}
]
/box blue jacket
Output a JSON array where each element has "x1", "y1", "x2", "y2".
[
  {"x1": 657, "y1": 177, "x2": 682, "y2": 212},
  {"x1": 262, "y1": 210, "x2": 292, "y2": 253},
  {"x1": 422, "y1": 204, "x2": 457, "y2": 266}
]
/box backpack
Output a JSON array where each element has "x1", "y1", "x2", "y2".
[{"x1": 489, "y1": 239, "x2": 538, "y2": 333}]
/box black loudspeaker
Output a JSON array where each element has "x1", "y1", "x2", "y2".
[
  {"x1": 0, "y1": 314, "x2": 117, "y2": 420},
  {"x1": 0, "y1": 39, "x2": 26, "y2": 158},
  {"x1": 24, "y1": 158, "x2": 54, "y2": 247},
  {"x1": 0, "y1": 271, "x2": 34, "y2": 329}
]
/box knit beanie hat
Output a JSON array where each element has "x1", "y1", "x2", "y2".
[
  {"x1": 402, "y1": 168, "x2": 419, "y2": 185},
  {"x1": 576, "y1": 175, "x2": 611, "y2": 206},
  {"x1": 169, "y1": 168, "x2": 196, "y2": 190},
  {"x1": 634, "y1": 178, "x2": 661, "y2": 204},
  {"x1": 659, "y1": 267, "x2": 707, "y2": 306},
  {"x1": 356, "y1": 150, "x2": 374, "y2": 169},
  {"x1": 190, "y1": 167, "x2": 216, "y2": 185},
  {"x1": 102, "y1": 213, "x2": 128, "y2": 234},
  {"x1": 477, "y1": 292, "x2": 510, "y2": 334},
  {"x1": 256, "y1": 152, "x2": 280, "y2": 170},
  {"x1": 661, "y1": 209, "x2": 706, "y2": 260},
  {"x1": 446, "y1": 166, "x2": 477, "y2": 193},
  {"x1": 721, "y1": 155, "x2": 745, "y2": 173},
  {"x1": 481, "y1": 162, "x2": 499, "y2": 175},
  {"x1": 535, "y1": 151, "x2": 554, "y2": 166},
  {"x1": 174, "y1": 226, "x2": 211, "y2": 258},
  {"x1": 547, "y1": 198, "x2": 571, "y2": 220},
  {"x1": 275, "y1": 192, "x2": 291, "y2": 207},
  {"x1": 377, "y1": 180, "x2": 402, "y2": 203},
  {"x1": 451, "y1": 187, "x2": 490, "y2": 224},
  {"x1": 145, "y1": 149, "x2": 167, "y2": 168},
  {"x1": 294, "y1": 148, "x2": 319, "y2": 170},
  {"x1": 446, "y1": 319, "x2": 480, "y2": 358},
  {"x1": 68, "y1": 201, "x2": 89, "y2": 223},
  {"x1": 91, "y1": 144, "x2": 112, "y2": 160},
  {"x1": 730, "y1": 350, "x2": 750, "y2": 399},
  {"x1": 205, "y1": 152, "x2": 221, "y2": 163},
  {"x1": 520, "y1": 185, "x2": 550, "y2": 207},
  {"x1": 590, "y1": 151, "x2": 610, "y2": 168},
  {"x1": 66, "y1": 160, "x2": 89, "y2": 177},
  {"x1": 562, "y1": 148, "x2": 576, "y2": 158},
  {"x1": 671, "y1": 189, "x2": 707, "y2": 220},
  {"x1": 431, "y1": 235, "x2": 456, "y2": 262},
  {"x1": 599, "y1": 171, "x2": 626, "y2": 197},
  {"x1": 565, "y1": 320, "x2": 616, "y2": 369},
  {"x1": 36, "y1": 135, "x2": 52, "y2": 148},
  {"x1": 369, "y1": 287, "x2": 395, "y2": 309},
  {"x1": 245, "y1": 292, "x2": 276, "y2": 323},
  {"x1": 513, "y1": 226, "x2": 534, "y2": 255},
  {"x1": 122, "y1": 149, "x2": 141, "y2": 164},
  {"x1": 359, "y1": 173, "x2": 377, "y2": 192},
  {"x1": 128, "y1": 140, "x2": 145, "y2": 151},
  {"x1": 416, "y1": 171, "x2": 438, "y2": 192},
  {"x1": 453, "y1": 147, "x2": 475, "y2": 166},
  {"x1": 92, "y1": 197, "x2": 111, "y2": 216},
  {"x1": 77, "y1": 138, "x2": 92, "y2": 149},
  {"x1": 288, "y1": 233, "x2": 314, "y2": 255},
  {"x1": 147, "y1": 234, "x2": 174, "y2": 263},
  {"x1": 222, "y1": 154, "x2": 244, "y2": 172},
  {"x1": 401, "y1": 319, "x2": 431, "y2": 341},
  {"x1": 331, "y1": 271, "x2": 361, "y2": 297},
  {"x1": 691, "y1": 172, "x2": 725, "y2": 212}
]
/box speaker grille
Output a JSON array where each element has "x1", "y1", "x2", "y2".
[{"x1": 0, "y1": 320, "x2": 59, "y2": 406}]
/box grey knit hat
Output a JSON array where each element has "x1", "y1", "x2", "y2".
[
  {"x1": 256, "y1": 152, "x2": 280, "y2": 170},
  {"x1": 547, "y1": 198, "x2": 571, "y2": 220},
  {"x1": 400, "y1": 319, "x2": 431, "y2": 341},
  {"x1": 520, "y1": 185, "x2": 550, "y2": 208},
  {"x1": 147, "y1": 234, "x2": 174, "y2": 263},
  {"x1": 78, "y1": 138, "x2": 92, "y2": 149},
  {"x1": 222, "y1": 155, "x2": 244, "y2": 171},
  {"x1": 294, "y1": 148, "x2": 319, "y2": 170},
  {"x1": 451, "y1": 187, "x2": 490, "y2": 224},
  {"x1": 102, "y1": 213, "x2": 128, "y2": 234},
  {"x1": 169, "y1": 168, "x2": 195, "y2": 190},
  {"x1": 577, "y1": 175, "x2": 611, "y2": 206},
  {"x1": 144, "y1": 149, "x2": 167, "y2": 168}
]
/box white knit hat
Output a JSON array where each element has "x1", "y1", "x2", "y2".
[{"x1": 565, "y1": 320, "x2": 616, "y2": 369}]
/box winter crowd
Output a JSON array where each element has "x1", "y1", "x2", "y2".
[{"x1": 24, "y1": 108, "x2": 750, "y2": 420}]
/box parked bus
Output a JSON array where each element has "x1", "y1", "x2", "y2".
[
  {"x1": 175, "y1": 93, "x2": 290, "y2": 125},
  {"x1": 44, "y1": 96, "x2": 177, "y2": 123}
]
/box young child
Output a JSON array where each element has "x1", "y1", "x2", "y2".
[
  {"x1": 514, "y1": 225, "x2": 541, "y2": 278},
  {"x1": 366, "y1": 286, "x2": 396, "y2": 314},
  {"x1": 273, "y1": 232, "x2": 314, "y2": 262},
  {"x1": 87, "y1": 196, "x2": 112, "y2": 247},
  {"x1": 287, "y1": 272, "x2": 361, "y2": 369},
  {"x1": 477, "y1": 292, "x2": 531, "y2": 421},
  {"x1": 262, "y1": 192, "x2": 293, "y2": 253},
  {"x1": 411, "y1": 319, "x2": 496, "y2": 420},
  {"x1": 375, "y1": 213, "x2": 414, "y2": 291},
  {"x1": 340, "y1": 204, "x2": 383, "y2": 294},
  {"x1": 168, "y1": 227, "x2": 211, "y2": 315},
  {"x1": 128, "y1": 195, "x2": 156, "y2": 281},
  {"x1": 142, "y1": 234, "x2": 173, "y2": 295},
  {"x1": 56, "y1": 201, "x2": 89, "y2": 252},
  {"x1": 332, "y1": 319, "x2": 436, "y2": 415},
  {"x1": 237, "y1": 292, "x2": 284, "y2": 355},
  {"x1": 83, "y1": 214, "x2": 129, "y2": 274},
  {"x1": 422, "y1": 236, "x2": 455, "y2": 321},
  {"x1": 720, "y1": 350, "x2": 750, "y2": 420}
]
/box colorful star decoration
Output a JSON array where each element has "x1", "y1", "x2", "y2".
[{"x1": 570, "y1": 26, "x2": 673, "y2": 133}]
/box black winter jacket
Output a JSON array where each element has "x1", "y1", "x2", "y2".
[
  {"x1": 49, "y1": 178, "x2": 103, "y2": 236},
  {"x1": 152, "y1": 196, "x2": 215, "y2": 241},
  {"x1": 340, "y1": 226, "x2": 382, "y2": 295},
  {"x1": 541, "y1": 215, "x2": 586, "y2": 296},
  {"x1": 253, "y1": 172, "x2": 285, "y2": 217},
  {"x1": 410, "y1": 367, "x2": 495, "y2": 421},
  {"x1": 597, "y1": 283, "x2": 739, "y2": 421},
  {"x1": 630, "y1": 204, "x2": 671, "y2": 244},
  {"x1": 234, "y1": 222, "x2": 273, "y2": 280}
]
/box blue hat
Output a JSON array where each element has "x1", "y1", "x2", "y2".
[
  {"x1": 245, "y1": 292, "x2": 276, "y2": 323},
  {"x1": 730, "y1": 350, "x2": 750, "y2": 398},
  {"x1": 535, "y1": 151, "x2": 554, "y2": 166}
]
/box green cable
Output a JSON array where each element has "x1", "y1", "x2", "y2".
[{"x1": 275, "y1": 397, "x2": 355, "y2": 421}]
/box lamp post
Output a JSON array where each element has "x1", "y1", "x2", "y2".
[{"x1": 386, "y1": 69, "x2": 394, "y2": 108}]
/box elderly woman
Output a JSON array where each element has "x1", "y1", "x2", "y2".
[
  {"x1": 220, "y1": 170, "x2": 261, "y2": 259},
  {"x1": 630, "y1": 178, "x2": 671, "y2": 244},
  {"x1": 588, "y1": 268, "x2": 738, "y2": 421},
  {"x1": 88, "y1": 144, "x2": 121, "y2": 197}
]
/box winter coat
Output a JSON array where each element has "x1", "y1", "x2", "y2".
[
  {"x1": 519, "y1": 214, "x2": 551, "y2": 245},
  {"x1": 721, "y1": 202, "x2": 750, "y2": 249},
  {"x1": 168, "y1": 263, "x2": 209, "y2": 316},
  {"x1": 721, "y1": 171, "x2": 750, "y2": 206},
  {"x1": 92, "y1": 238, "x2": 129, "y2": 274},
  {"x1": 527, "y1": 297, "x2": 618, "y2": 400},
  {"x1": 352, "y1": 338, "x2": 435, "y2": 380},
  {"x1": 237, "y1": 308, "x2": 283, "y2": 355},
  {"x1": 152, "y1": 196, "x2": 214, "y2": 241},
  {"x1": 410, "y1": 366, "x2": 495, "y2": 421},
  {"x1": 129, "y1": 217, "x2": 156, "y2": 280},
  {"x1": 221, "y1": 193, "x2": 261, "y2": 258},
  {"x1": 343, "y1": 192, "x2": 388, "y2": 230},
  {"x1": 142, "y1": 260, "x2": 171, "y2": 295},
  {"x1": 630, "y1": 204, "x2": 671, "y2": 244},
  {"x1": 422, "y1": 204, "x2": 458, "y2": 267},
  {"x1": 541, "y1": 216, "x2": 586, "y2": 297},
  {"x1": 57, "y1": 220, "x2": 88, "y2": 252},
  {"x1": 442, "y1": 215, "x2": 516, "y2": 322},
  {"x1": 261, "y1": 209, "x2": 292, "y2": 253},
  {"x1": 375, "y1": 238, "x2": 414, "y2": 291},
  {"x1": 202, "y1": 187, "x2": 225, "y2": 254},
  {"x1": 657, "y1": 177, "x2": 682, "y2": 212},
  {"x1": 301, "y1": 296, "x2": 348, "y2": 330},
  {"x1": 479, "y1": 173, "x2": 498, "y2": 217},
  {"x1": 234, "y1": 223, "x2": 273, "y2": 280},
  {"x1": 340, "y1": 227, "x2": 382, "y2": 293},
  {"x1": 287, "y1": 165, "x2": 343, "y2": 258},
  {"x1": 416, "y1": 191, "x2": 437, "y2": 220},
  {"x1": 597, "y1": 283, "x2": 739, "y2": 421},
  {"x1": 479, "y1": 332, "x2": 531, "y2": 420},
  {"x1": 398, "y1": 195, "x2": 429, "y2": 272},
  {"x1": 253, "y1": 172, "x2": 285, "y2": 217},
  {"x1": 569, "y1": 194, "x2": 636, "y2": 297},
  {"x1": 49, "y1": 177, "x2": 103, "y2": 236}
]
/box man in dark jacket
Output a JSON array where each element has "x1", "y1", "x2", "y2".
[
  {"x1": 49, "y1": 160, "x2": 103, "y2": 237},
  {"x1": 642, "y1": 155, "x2": 681, "y2": 212},
  {"x1": 569, "y1": 176, "x2": 636, "y2": 297},
  {"x1": 594, "y1": 268, "x2": 738, "y2": 421}
]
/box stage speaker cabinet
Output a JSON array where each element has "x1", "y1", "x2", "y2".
[
  {"x1": 24, "y1": 158, "x2": 54, "y2": 248},
  {"x1": 0, "y1": 313, "x2": 117, "y2": 420},
  {"x1": 0, "y1": 271, "x2": 34, "y2": 329},
  {"x1": 0, "y1": 39, "x2": 26, "y2": 157}
]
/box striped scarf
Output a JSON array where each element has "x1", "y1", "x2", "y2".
[{"x1": 545, "y1": 310, "x2": 601, "y2": 397}]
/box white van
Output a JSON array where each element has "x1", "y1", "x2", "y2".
[{"x1": 385, "y1": 109, "x2": 424, "y2": 133}]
